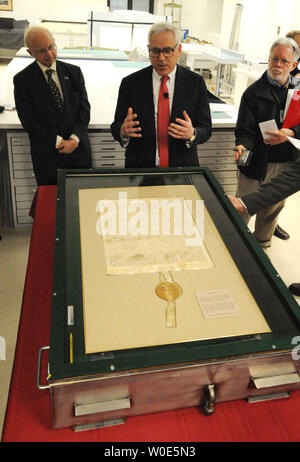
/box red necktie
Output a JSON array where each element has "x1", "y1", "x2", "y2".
[{"x1": 157, "y1": 75, "x2": 170, "y2": 167}]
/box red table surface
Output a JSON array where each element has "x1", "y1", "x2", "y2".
[{"x1": 2, "y1": 185, "x2": 300, "y2": 443}]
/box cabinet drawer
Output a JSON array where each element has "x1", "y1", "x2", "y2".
[
  {"x1": 14, "y1": 170, "x2": 35, "y2": 179},
  {"x1": 16, "y1": 200, "x2": 33, "y2": 210},
  {"x1": 198, "y1": 156, "x2": 234, "y2": 165},
  {"x1": 10, "y1": 136, "x2": 30, "y2": 146},
  {"x1": 14, "y1": 178, "x2": 37, "y2": 186},
  {"x1": 89, "y1": 134, "x2": 116, "y2": 144},
  {"x1": 17, "y1": 208, "x2": 31, "y2": 217},
  {"x1": 213, "y1": 175, "x2": 237, "y2": 185},
  {"x1": 11, "y1": 145, "x2": 31, "y2": 154},
  {"x1": 199, "y1": 141, "x2": 233, "y2": 150},
  {"x1": 91, "y1": 143, "x2": 124, "y2": 153},
  {"x1": 13, "y1": 161, "x2": 33, "y2": 171},
  {"x1": 198, "y1": 149, "x2": 234, "y2": 157},
  {"x1": 210, "y1": 132, "x2": 235, "y2": 142},
  {"x1": 16, "y1": 192, "x2": 36, "y2": 202},
  {"x1": 209, "y1": 164, "x2": 237, "y2": 172},
  {"x1": 12, "y1": 153, "x2": 32, "y2": 162},
  {"x1": 92, "y1": 151, "x2": 125, "y2": 161},
  {"x1": 17, "y1": 215, "x2": 33, "y2": 224},
  {"x1": 15, "y1": 185, "x2": 38, "y2": 194},
  {"x1": 93, "y1": 159, "x2": 125, "y2": 168}
]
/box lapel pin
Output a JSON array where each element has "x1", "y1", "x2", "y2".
[{"x1": 64, "y1": 76, "x2": 69, "y2": 80}]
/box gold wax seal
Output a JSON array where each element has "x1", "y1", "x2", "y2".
[{"x1": 155, "y1": 281, "x2": 182, "y2": 301}]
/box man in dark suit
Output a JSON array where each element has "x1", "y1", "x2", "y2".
[
  {"x1": 14, "y1": 26, "x2": 91, "y2": 185},
  {"x1": 111, "y1": 22, "x2": 211, "y2": 168},
  {"x1": 228, "y1": 158, "x2": 300, "y2": 295}
]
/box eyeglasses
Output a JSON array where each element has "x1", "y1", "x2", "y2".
[
  {"x1": 34, "y1": 44, "x2": 57, "y2": 55},
  {"x1": 148, "y1": 44, "x2": 178, "y2": 58},
  {"x1": 269, "y1": 56, "x2": 292, "y2": 66}
]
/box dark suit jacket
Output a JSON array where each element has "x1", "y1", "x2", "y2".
[
  {"x1": 242, "y1": 156, "x2": 300, "y2": 215},
  {"x1": 14, "y1": 59, "x2": 91, "y2": 184},
  {"x1": 235, "y1": 71, "x2": 300, "y2": 181},
  {"x1": 111, "y1": 65, "x2": 212, "y2": 168}
]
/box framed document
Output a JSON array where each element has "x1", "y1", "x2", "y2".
[{"x1": 46, "y1": 167, "x2": 300, "y2": 429}]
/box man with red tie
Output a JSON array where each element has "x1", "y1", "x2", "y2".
[{"x1": 111, "y1": 22, "x2": 212, "y2": 168}]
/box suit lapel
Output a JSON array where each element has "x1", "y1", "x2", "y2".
[
  {"x1": 56, "y1": 61, "x2": 68, "y2": 115},
  {"x1": 138, "y1": 66, "x2": 156, "y2": 138},
  {"x1": 171, "y1": 65, "x2": 184, "y2": 122},
  {"x1": 32, "y1": 61, "x2": 53, "y2": 101}
]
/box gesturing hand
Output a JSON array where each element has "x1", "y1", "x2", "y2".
[
  {"x1": 120, "y1": 107, "x2": 142, "y2": 138},
  {"x1": 168, "y1": 110, "x2": 194, "y2": 140}
]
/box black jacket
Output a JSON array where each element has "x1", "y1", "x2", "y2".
[
  {"x1": 14, "y1": 60, "x2": 91, "y2": 181},
  {"x1": 111, "y1": 65, "x2": 212, "y2": 168},
  {"x1": 235, "y1": 71, "x2": 300, "y2": 180}
]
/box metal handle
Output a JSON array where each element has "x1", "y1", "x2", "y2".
[
  {"x1": 202, "y1": 383, "x2": 216, "y2": 415},
  {"x1": 36, "y1": 346, "x2": 50, "y2": 390}
]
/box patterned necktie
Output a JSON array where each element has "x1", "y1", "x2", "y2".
[
  {"x1": 157, "y1": 75, "x2": 170, "y2": 167},
  {"x1": 45, "y1": 68, "x2": 64, "y2": 113}
]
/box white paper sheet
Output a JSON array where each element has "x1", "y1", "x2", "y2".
[
  {"x1": 56, "y1": 135, "x2": 62, "y2": 148},
  {"x1": 259, "y1": 119, "x2": 278, "y2": 139},
  {"x1": 287, "y1": 136, "x2": 300, "y2": 150}
]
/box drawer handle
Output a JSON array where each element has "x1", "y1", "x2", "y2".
[
  {"x1": 252, "y1": 373, "x2": 300, "y2": 389},
  {"x1": 74, "y1": 397, "x2": 131, "y2": 416},
  {"x1": 36, "y1": 346, "x2": 50, "y2": 390},
  {"x1": 202, "y1": 383, "x2": 215, "y2": 415}
]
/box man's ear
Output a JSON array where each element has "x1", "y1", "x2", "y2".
[{"x1": 291, "y1": 60, "x2": 298, "y2": 72}]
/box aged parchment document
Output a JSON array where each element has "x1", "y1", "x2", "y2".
[{"x1": 78, "y1": 185, "x2": 271, "y2": 353}]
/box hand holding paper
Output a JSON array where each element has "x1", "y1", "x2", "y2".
[
  {"x1": 259, "y1": 120, "x2": 293, "y2": 145},
  {"x1": 264, "y1": 128, "x2": 294, "y2": 145},
  {"x1": 259, "y1": 120, "x2": 278, "y2": 139}
]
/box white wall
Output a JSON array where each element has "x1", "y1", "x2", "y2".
[
  {"x1": 0, "y1": 0, "x2": 107, "y2": 23},
  {"x1": 155, "y1": 0, "x2": 223, "y2": 46},
  {"x1": 1, "y1": 0, "x2": 300, "y2": 58},
  {"x1": 221, "y1": 0, "x2": 299, "y2": 61}
]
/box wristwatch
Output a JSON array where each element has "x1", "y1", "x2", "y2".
[{"x1": 189, "y1": 128, "x2": 196, "y2": 142}]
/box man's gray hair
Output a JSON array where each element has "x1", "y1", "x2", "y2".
[
  {"x1": 269, "y1": 37, "x2": 299, "y2": 61},
  {"x1": 24, "y1": 26, "x2": 54, "y2": 48},
  {"x1": 148, "y1": 22, "x2": 180, "y2": 44}
]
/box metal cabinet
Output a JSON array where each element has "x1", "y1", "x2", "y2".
[
  {"x1": 7, "y1": 133, "x2": 37, "y2": 225},
  {"x1": 89, "y1": 131, "x2": 125, "y2": 168},
  {"x1": 198, "y1": 129, "x2": 237, "y2": 195},
  {"x1": 7, "y1": 129, "x2": 236, "y2": 226},
  {"x1": 7, "y1": 131, "x2": 125, "y2": 226}
]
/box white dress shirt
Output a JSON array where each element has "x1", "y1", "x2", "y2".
[{"x1": 152, "y1": 66, "x2": 176, "y2": 166}]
